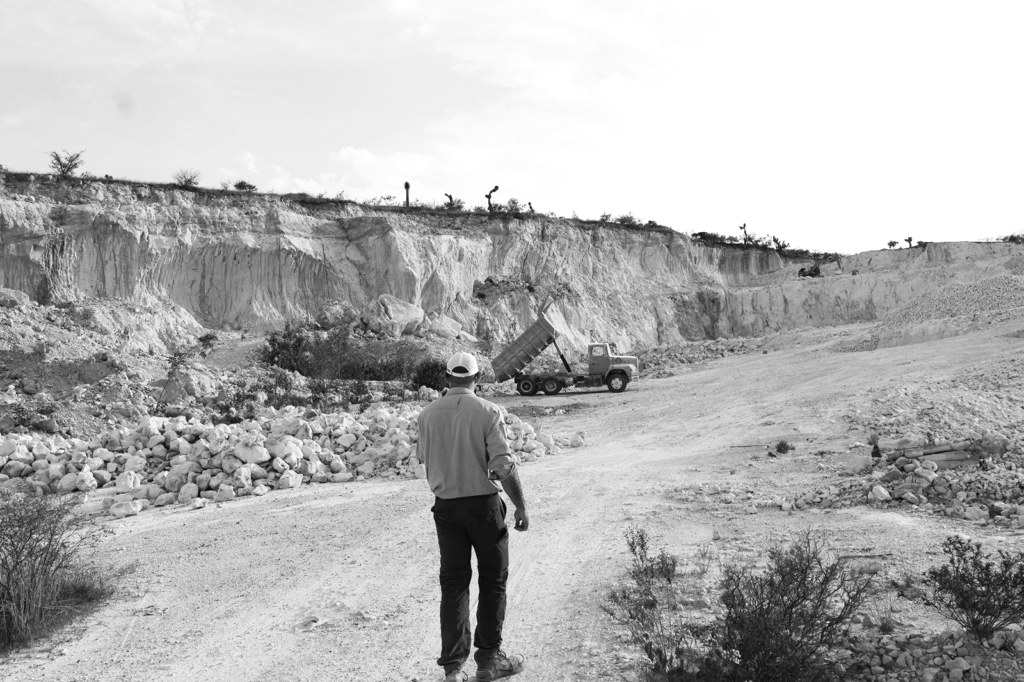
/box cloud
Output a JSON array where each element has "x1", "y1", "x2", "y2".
[
  {"x1": 243, "y1": 152, "x2": 259, "y2": 174},
  {"x1": 113, "y1": 91, "x2": 136, "y2": 116},
  {"x1": 330, "y1": 146, "x2": 441, "y2": 199}
]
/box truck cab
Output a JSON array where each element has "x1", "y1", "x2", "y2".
[{"x1": 587, "y1": 343, "x2": 639, "y2": 392}]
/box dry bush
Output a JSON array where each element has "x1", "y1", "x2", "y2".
[
  {"x1": 608, "y1": 529, "x2": 872, "y2": 682},
  {"x1": 47, "y1": 150, "x2": 85, "y2": 177},
  {"x1": 925, "y1": 536, "x2": 1024, "y2": 639},
  {"x1": 172, "y1": 168, "x2": 200, "y2": 188},
  {"x1": 0, "y1": 490, "x2": 112, "y2": 650}
]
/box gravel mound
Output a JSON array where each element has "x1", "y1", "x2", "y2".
[{"x1": 878, "y1": 275, "x2": 1024, "y2": 331}]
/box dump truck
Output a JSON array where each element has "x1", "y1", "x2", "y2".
[{"x1": 491, "y1": 299, "x2": 640, "y2": 396}]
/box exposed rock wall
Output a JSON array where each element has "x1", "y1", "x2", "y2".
[{"x1": 1, "y1": 174, "x2": 1022, "y2": 353}]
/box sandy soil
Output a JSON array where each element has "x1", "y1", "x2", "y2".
[{"x1": 3, "y1": 318, "x2": 1024, "y2": 682}]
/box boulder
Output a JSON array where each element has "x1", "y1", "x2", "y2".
[
  {"x1": 154, "y1": 492, "x2": 177, "y2": 507},
  {"x1": 76, "y1": 470, "x2": 98, "y2": 492},
  {"x1": 57, "y1": 472, "x2": 79, "y2": 492},
  {"x1": 165, "y1": 461, "x2": 200, "y2": 492},
  {"x1": 177, "y1": 483, "x2": 200, "y2": 504},
  {"x1": 0, "y1": 287, "x2": 31, "y2": 308},
  {"x1": 123, "y1": 455, "x2": 147, "y2": 472},
  {"x1": 277, "y1": 470, "x2": 302, "y2": 489},
  {"x1": 234, "y1": 442, "x2": 271, "y2": 464},
  {"x1": 115, "y1": 470, "x2": 142, "y2": 493},
  {"x1": 429, "y1": 314, "x2": 462, "y2": 339},
  {"x1": 109, "y1": 500, "x2": 143, "y2": 519},
  {"x1": 316, "y1": 300, "x2": 359, "y2": 330},
  {"x1": 214, "y1": 484, "x2": 235, "y2": 502},
  {"x1": 869, "y1": 485, "x2": 891, "y2": 502},
  {"x1": 363, "y1": 294, "x2": 425, "y2": 338}
]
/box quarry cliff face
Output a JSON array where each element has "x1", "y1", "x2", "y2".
[{"x1": 2, "y1": 175, "x2": 1022, "y2": 353}]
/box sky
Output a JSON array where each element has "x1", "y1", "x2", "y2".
[{"x1": 1, "y1": 0, "x2": 1022, "y2": 254}]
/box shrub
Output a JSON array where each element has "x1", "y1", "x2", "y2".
[
  {"x1": 505, "y1": 198, "x2": 523, "y2": 213},
  {"x1": 412, "y1": 358, "x2": 449, "y2": 391},
  {"x1": 1001, "y1": 233, "x2": 1024, "y2": 245},
  {"x1": 605, "y1": 527, "x2": 704, "y2": 678},
  {"x1": 775, "y1": 439, "x2": 793, "y2": 454},
  {"x1": 888, "y1": 240, "x2": 898, "y2": 249},
  {"x1": 443, "y1": 193, "x2": 465, "y2": 211},
  {"x1": 172, "y1": 168, "x2": 200, "y2": 188},
  {"x1": 599, "y1": 213, "x2": 611, "y2": 222},
  {"x1": 47, "y1": 150, "x2": 86, "y2": 177},
  {"x1": 708, "y1": 532, "x2": 873, "y2": 682},
  {"x1": 258, "y1": 323, "x2": 417, "y2": 383},
  {"x1": 0, "y1": 490, "x2": 112, "y2": 650},
  {"x1": 924, "y1": 536, "x2": 1024, "y2": 639},
  {"x1": 616, "y1": 213, "x2": 639, "y2": 226},
  {"x1": 608, "y1": 530, "x2": 871, "y2": 682},
  {"x1": 234, "y1": 180, "x2": 257, "y2": 192}
]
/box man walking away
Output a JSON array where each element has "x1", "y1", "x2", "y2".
[{"x1": 418, "y1": 352, "x2": 529, "y2": 682}]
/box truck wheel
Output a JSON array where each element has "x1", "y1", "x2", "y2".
[
  {"x1": 607, "y1": 373, "x2": 628, "y2": 393},
  {"x1": 517, "y1": 378, "x2": 539, "y2": 396},
  {"x1": 542, "y1": 378, "x2": 562, "y2": 395}
]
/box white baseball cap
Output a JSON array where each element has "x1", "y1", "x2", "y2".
[{"x1": 446, "y1": 351, "x2": 479, "y2": 377}]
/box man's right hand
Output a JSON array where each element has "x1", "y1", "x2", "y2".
[{"x1": 514, "y1": 508, "x2": 529, "y2": 532}]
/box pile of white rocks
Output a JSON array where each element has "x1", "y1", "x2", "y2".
[
  {"x1": 640, "y1": 337, "x2": 768, "y2": 378},
  {"x1": 0, "y1": 399, "x2": 578, "y2": 519},
  {"x1": 836, "y1": 628, "x2": 1024, "y2": 682},
  {"x1": 784, "y1": 434, "x2": 1024, "y2": 528},
  {"x1": 877, "y1": 275, "x2": 1024, "y2": 332}
]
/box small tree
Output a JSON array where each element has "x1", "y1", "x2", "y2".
[
  {"x1": 47, "y1": 150, "x2": 86, "y2": 177},
  {"x1": 924, "y1": 536, "x2": 1024, "y2": 639},
  {"x1": 506, "y1": 198, "x2": 522, "y2": 213},
  {"x1": 616, "y1": 213, "x2": 639, "y2": 226},
  {"x1": 485, "y1": 185, "x2": 499, "y2": 211},
  {"x1": 739, "y1": 222, "x2": 750, "y2": 244},
  {"x1": 404, "y1": 181, "x2": 410, "y2": 207},
  {"x1": 443, "y1": 193, "x2": 465, "y2": 211},
  {"x1": 771, "y1": 235, "x2": 790, "y2": 254},
  {"x1": 887, "y1": 240, "x2": 898, "y2": 249},
  {"x1": 172, "y1": 169, "x2": 200, "y2": 188},
  {"x1": 905, "y1": 236, "x2": 913, "y2": 248},
  {"x1": 599, "y1": 213, "x2": 611, "y2": 223},
  {"x1": 234, "y1": 180, "x2": 257, "y2": 193}
]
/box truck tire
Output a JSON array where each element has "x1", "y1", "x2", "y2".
[
  {"x1": 542, "y1": 378, "x2": 562, "y2": 395},
  {"x1": 607, "y1": 372, "x2": 628, "y2": 393},
  {"x1": 517, "y1": 378, "x2": 539, "y2": 396}
]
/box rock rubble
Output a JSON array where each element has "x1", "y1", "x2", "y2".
[
  {"x1": 836, "y1": 628, "x2": 1024, "y2": 681},
  {"x1": 0, "y1": 400, "x2": 578, "y2": 518},
  {"x1": 784, "y1": 435, "x2": 1024, "y2": 526}
]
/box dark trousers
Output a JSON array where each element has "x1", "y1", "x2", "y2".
[{"x1": 431, "y1": 493, "x2": 509, "y2": 672}]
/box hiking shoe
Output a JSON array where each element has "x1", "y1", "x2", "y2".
[
  {"x1": 475, "y1": 651, "x2": 525, "y2": 680},
  {"x1": 444, "y1": 670, "x2": 468, "y2": 682}
]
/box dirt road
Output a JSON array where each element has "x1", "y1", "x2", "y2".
[{"x1": 4, "y1": 320, "x2": 1023, "y2": 682}]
